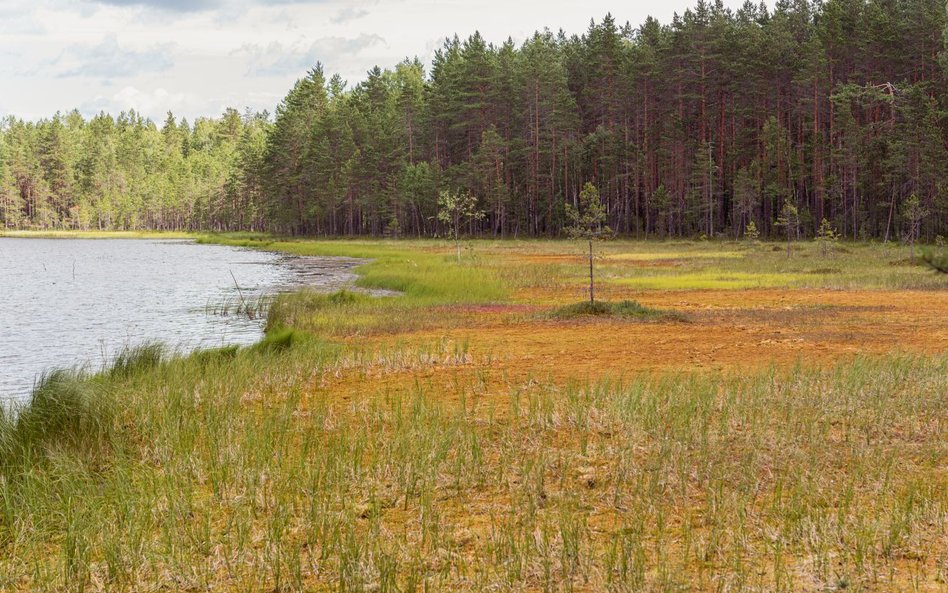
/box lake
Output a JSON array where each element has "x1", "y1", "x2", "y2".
[{"x1": 0, "y1": 238, "x2": 355, "y2": 402}]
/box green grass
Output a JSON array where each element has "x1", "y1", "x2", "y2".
[
  {"x1": 923, "y1": 247, "x2": 948, "y2": 273},
  {"x1": 0, "y1": 350, "x2": 945, "y2": 591},
  {"x1": 108, "y1": 343, "x2": 165, "y2": 379},
  {"x1": 253, "y1": 326, "x2": 318, "y2": 352},
  {"x1": 551, "y1": 299, "x2": 669, "y2": 320},
  {"x1": 196, "y1": 234, "x2": 508, "y2": 337},
  {"x1": 1, "y1": 369, "x2": 114, "y2": 471},
  {"x1": 196, "y1": 234, "x2": 506, "y2": 304}
]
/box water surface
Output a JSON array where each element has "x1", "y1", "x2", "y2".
[{"x1": 0, "y1": 238, "x2": 350, "y2": 402}]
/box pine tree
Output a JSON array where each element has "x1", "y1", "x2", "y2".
[
  {"x1": 776, "y1": 199, "x2": 800, "y2": 258},
  {"x1": 1, "y1": 1, "x2": 946, "y2": 237},
  {"x1": 565, "y1": 182, "x2": 610, "y2": 303},
  {"x1": 816, "y1": 218, "x2": 838, "y2": 258}
]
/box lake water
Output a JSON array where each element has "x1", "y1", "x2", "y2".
[{"x1": 0, "y1": 238, "x2": 356, "y2": 402}]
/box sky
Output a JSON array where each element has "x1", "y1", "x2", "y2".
[{"x1": 0, "y1": 0, "x2": 764, "y2": 122}]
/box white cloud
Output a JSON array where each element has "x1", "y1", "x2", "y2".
[
  {"x1": 1, "y1": 0, "x2": 773, "y2": 121},
  {"x1": 47, "y1": 35, "x2": 175, "y2": 78},
  {"x1": 78, "y1": 87, "x2": 183, "y2": 117},
  {"x1": 0, "y1": 2, "x2": 46, "y2": 35},
  {"x1": 331, "y1": 5, "x2": 369, "y2": 24},
  {"x1": 81, "y1": 0, "x2": 251, "y2": 12},
  {"x1": 235, "y1": 34, "x2": 386, "y2": 77},
  {"x1": 75, "y1": 85, "x2": 287, "y2": 121}
]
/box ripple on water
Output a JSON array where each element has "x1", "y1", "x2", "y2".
[{"x1": 0, "y1": 238, "x2": 364, "y2": 402}]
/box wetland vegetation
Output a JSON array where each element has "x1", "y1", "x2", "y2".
[{"x1": 1, "y1": 234, "x2": 945, "y2": 592}]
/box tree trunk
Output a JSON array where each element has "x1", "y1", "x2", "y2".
[{"x1": 588, "y1": 239, "x2": 595, "y2": 304}]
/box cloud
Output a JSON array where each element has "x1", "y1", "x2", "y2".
[
  {"x1": 84, "y1": 0, "x2": 330, "y2": 12},
  {"x1": 0, "y1": 5, "x2": 46, "y2": 34},
  {"x1": 331, "y1": 5, "x2": 369, "y2": 24},
  {"x1": 48, "y1": 35, "x2": 175, "y2": 78},
  {"x1": 75, "y1": 85, "x2": 283, "y2": 120},
  {"x1": 79, "y1": 86, "x2": 203, "y2": 119},
  {"x1": 0, "y1": 50, "x2": 21, "y2": 73},
  {"x1": 88, "y1": 0, "x2": 221, "y2": 11},
  {"x1": 235, "y1": 34, "x2": 385, "y2": 77}
]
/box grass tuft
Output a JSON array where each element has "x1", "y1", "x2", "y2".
[
  {"x1": 2, "y1": 370, "x2": 114, "y2": 470},
  {"x1": 108, "y1": 343, "x2": 165, "y2": 379},
  {"x1": 193, "y1": 344, "x2": 240, "y2": 367},
  {"x1": 266, "y1": 290, "x2": 374, "y2": 333},
  {"x1": 551, "y1": 299, "x2": 667, "y2": 320},
  {"x1": 255, "y1": 327, "x2": 310, "y2": 352}
]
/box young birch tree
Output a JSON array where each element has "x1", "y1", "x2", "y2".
[{"x1": 437, "y1": 189, "x2": 484, "y2": 262}]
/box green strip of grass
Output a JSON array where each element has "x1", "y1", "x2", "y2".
[
  {"x1": 196, "y1": 234, "x2": 506, "y2": 305},
  {"x1": 196, "y1": 234, "x2": 508, "y2": 337}
]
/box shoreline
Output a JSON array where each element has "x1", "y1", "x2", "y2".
[{"x1": 0, "y1": 237, "x2": 392, "y2": 404}]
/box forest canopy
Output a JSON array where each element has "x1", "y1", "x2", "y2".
[{"x1": 1, "y1": 0, "x2": 946, "y2": 240}]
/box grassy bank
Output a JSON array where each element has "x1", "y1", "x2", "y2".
[
  {"x1": 0, "y1": 233, "x2": 945, "y2": 591},
  {"x1": 196, "y1": 235, "x2": 506, "y2": 304},
  {"x1": 1, "y1": 345, "x2": 945, "y2": 591},
  {"x1": 195, "y1": 235, "x2": 508, "y2": 336}
]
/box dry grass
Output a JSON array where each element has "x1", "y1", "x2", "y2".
[{"x1": 1, "y1": 235, "x2": 946, "y2": 592}]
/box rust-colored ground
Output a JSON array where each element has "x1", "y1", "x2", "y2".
[
  {"x1": 320, "y1": 288, "x2": 948, "y2": 404},
  {"x1": 295, "y1": 284, "x2": 948, "y2": 592}
]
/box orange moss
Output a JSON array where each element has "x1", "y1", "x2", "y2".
[{"x1": 312, "y1": 288, "x2": 948, "y2": 409}]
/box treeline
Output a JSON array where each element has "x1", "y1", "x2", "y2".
[
  {"x1": 0, "y1": 109, "x2": 268, "y2": 230},
  {"x1": 2, "y1": 0, "x2": 947, "y2": 240}
]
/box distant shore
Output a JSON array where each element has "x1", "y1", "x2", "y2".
[{"x1": 0, "y1": 229, "x2": 195, "y2": 240}]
